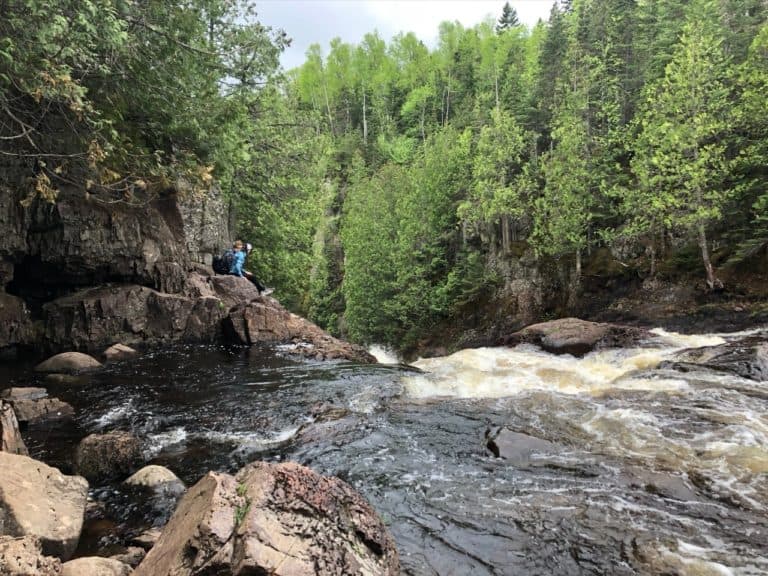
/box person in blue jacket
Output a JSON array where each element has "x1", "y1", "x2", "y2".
[{"x1": 229, "y1": 240, "x2": 272, "y2": 295}]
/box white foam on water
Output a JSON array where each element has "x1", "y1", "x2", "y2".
[
  {"x1": 369, "y1": 344, "x2": 400, "y2": 364},
  {"x1": 144, "y1": 427, "x2": 189, "y2": 457},
  {"x1": 93, "y1": 401, "x2": 136, "y2": 429}
]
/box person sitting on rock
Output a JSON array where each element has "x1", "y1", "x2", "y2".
[{"x1": 229, "y1": 240, "x2": 272, "y2": 296}]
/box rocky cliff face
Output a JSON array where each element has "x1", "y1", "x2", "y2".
[
  {"x1": 0, "y1": 183, "x2": 231, "y2": 354},
  {"x1": 0, "y1": 184, "x2": 374, "y2": 363}
]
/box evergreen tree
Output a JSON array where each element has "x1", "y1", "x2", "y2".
[
  {"x1": 628, "y1": 0, "x2": 733, "y2": 289},
  {"x1": 496, "y1": 2, "x2": 520, "y2": 33}
]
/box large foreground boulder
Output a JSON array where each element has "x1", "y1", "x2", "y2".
[
  {"x1": 502, "y1": 317, "x2": 651, "y2": 356},
  {"x1": 225, "y1": 299, "x2": 376, "y2": 363},
  {"x1": 134, "y1": 461, "x2": 399, "y2": 576},
  {"x1": 0, "y1": 388, "x2": 74, "y2": 424},
  {"x1": 0, "y1": 401, "x2": 27, "y2": 455},
  {"x1": 74, "y1": 431, "x2": 144, "y2": 482},
  {"x1": 0, "y1": 452, "x2": 88, "y2": 559},
  {"x1": 0, "y1": 535, "x2": 62, "y2": 575}
]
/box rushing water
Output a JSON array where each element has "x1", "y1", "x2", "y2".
[{"x1": 6, "y1": 328, "x2": 768, "y2": 575}]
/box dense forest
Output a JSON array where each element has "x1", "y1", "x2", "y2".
[{"x1": 2, "y1": 0, "x2": 767, "y2": 351}]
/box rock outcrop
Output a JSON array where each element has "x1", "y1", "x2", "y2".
[
  {"x1": 225, "y1": 298, "x2": 376, "y2": 363},
  {"x1": 134, "y1": 461, "x2": 399, "y2": 576},
  {"x1": 661, "y1": 334, "x2": 768, "y2": 381},
  {"x1": 0, "y1": 535, "x2": 62, "y2": 576},
  {"x1": 0, "y1": 452, "x2": 88, "y2": 560},
  {"x1": 0, "y1": 401, "x2": 27, "y2": 456},
  {"x1": 502, "y1": 317, "x2": 651, "y2": 356},
  {"x1": 74, "y1": 431, "x2": 144, "y2": 482},
  {"x1": 0, "y1": 387, "x2": 74, "y2": 424}
]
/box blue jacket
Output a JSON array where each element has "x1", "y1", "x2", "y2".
[{"x1": 229, "y1": 249, "x2": 246, "y2": 276}]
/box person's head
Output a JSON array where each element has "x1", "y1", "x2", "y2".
[{"x1": 233, "y1": 240, "x2": 243, "y2": 251}]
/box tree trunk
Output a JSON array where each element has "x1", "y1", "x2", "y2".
[
  {"x1": 501, "y1": 214, "x2": 510, "y2": 254},
  {"x1": 362, "y1": 88, "x2": 368, "y2": 144},
  {"x1": 698, "y1": 223, "x2": 722, "y2": 290}
]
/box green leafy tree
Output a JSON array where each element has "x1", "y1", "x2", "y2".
[{"x1": 628, "y1": 0, "x2": 733, "y2": 289}]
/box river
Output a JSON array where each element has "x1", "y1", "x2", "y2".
[{"x1": 7, "y1": 327, "x2": 768, "y2": 575}]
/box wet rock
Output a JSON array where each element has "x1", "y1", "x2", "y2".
[
  {"x1": 61, "y1": 557, "x2": 132, "y2": 576},
  {"x1": 108, "y1": 546, "x2": 146, "y2": 568},
  {"x1": 0, "y1": 401, "x2": 27, "y2": 455},
  {"x1": 225, "y1": 299, "x2": 376, "y2": 363},
  {"x1": 124, "y1": 465, "x2": 183, "y2": 491},
  {"x1": 0, "y1": 535, "x2": 62, "y2": 575},
  {"x1": 103, "y1": 343, "x2": 137, "y2": 362},
  {"x1": 0, "y1": 452, "x2": 88, "y2": 560},
  {"x1": 35, "y1": 352, "x2": 102, "y2": 373},
  {"x1": 74, "y1": 431, "x2": 143, "y2": 482},
  {"x1": 44, "y1": 374, "x2": 86, "y2": 385},
  {"x1": 486, "y1": 427, "x2": 558, "y2": 463},
  {"x1": 502, "y1": 317, "x2": 650, "y2": 356},
  {"x1": 663, "y1": 335, "x2": 768, "y2": 381},
  {"x1": 41, "y1": 284, "x2": 227, "y2": 353},
  {"x1": 0, "y1": 387, "x2": 74, "y2": 424},
  {"x1": 623, "y1": 469, "x2": 699, "y2": 502},
  {"x1": 134, "y1": 461, "x2": 400, "y2": 576},
  {"x1": 0, "y1": 293, "x2": 36, "y2": 351}
]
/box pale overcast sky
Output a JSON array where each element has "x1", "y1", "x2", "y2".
[{"x1": 254, "y1": 1, "x2": 555, "y2": 70}]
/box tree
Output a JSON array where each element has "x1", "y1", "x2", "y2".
[
  {"x1": 627, "y1": 0, "x2": 733, "y2": 289},
  {"x1": 496, "y1": 2, "x2": 520, "y2": 33}
]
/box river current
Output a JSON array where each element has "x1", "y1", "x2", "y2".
[{"x1": 8, "y1": 328, "x2": 768, "y2": 575}]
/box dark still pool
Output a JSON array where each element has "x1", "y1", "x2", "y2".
[{"x1": 8, "y1": 329, "x2": 768, "y2": 575}]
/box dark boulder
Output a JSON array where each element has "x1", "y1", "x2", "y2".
[
  {"x1": 74, "y1": 431, "x2": 144, "y2": 482},
  {"x1": 502, "y1": 317, "x2": 651, "y2": 356}
]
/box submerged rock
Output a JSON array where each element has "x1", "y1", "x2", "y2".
[
  {"x1": 124, "y1": 465, "x2": 183, "y2": 491},
  {"x1": 502, "y1": 317, "x2": 650, "y2": 356},
  {"x1": 133, "y1": 461, "x2": 399, "y2": 576},
  {"x1": 0, "y1": 400, "x2": 27, "y2": 455},
  {"x1": 74, "y1": 431, "x2": 144, "y2": 482},
  {"x1": 0, "y1": 387, "x2": 74, "y2": 424},
  {"x1": 0, "y1": 453, "x2": 88, "y2": 560},
  {"x1": 34, "y1": 352, "x2": 102, "y2": 373},
  {"x1": 486, "y1": 427, "x2": 558, "y2": 463},
  {"x1": 0, "y1": 535, "x2": 62, "y2": 575}
]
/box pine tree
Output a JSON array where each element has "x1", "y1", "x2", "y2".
[
  {"x1": 628, "y1": 0, "x2": 733, "y2": 289},
  {"x1": 496, "y1": 2, "x2": 520, "y2": 33}
]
